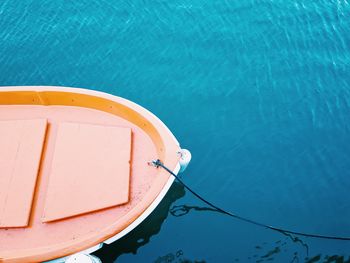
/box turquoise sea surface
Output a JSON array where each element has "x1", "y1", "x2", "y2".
[{"x1": 1, "y1": 0, "x2": 350, "y2": 262}]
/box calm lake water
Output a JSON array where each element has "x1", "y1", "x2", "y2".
[{"x1": 1, "y1": 0, "x2": 350, "y2": 262}]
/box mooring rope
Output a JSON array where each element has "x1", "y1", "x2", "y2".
[{"x1": 150, "y1": 159, "x2": 350, "y2": 241}]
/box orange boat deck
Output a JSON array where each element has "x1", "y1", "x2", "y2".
[{"x1": 0, "y1": 87, "x2": 180, "y2": 263}]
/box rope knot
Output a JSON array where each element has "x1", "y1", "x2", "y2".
[{"x1": 148, "y1": 159, "x2": 163, "y2": 168}]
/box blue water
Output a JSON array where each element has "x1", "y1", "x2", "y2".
[{"x1": 1, "y1": 0, "x2": 350, "y2": 262}]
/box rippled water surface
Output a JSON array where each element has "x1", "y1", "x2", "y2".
[{"x1": 1, "y1": 0, "x2": 350, "y2": 262}]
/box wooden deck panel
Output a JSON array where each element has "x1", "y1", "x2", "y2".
[
  {"x1": 0, "y1": 119, "x2": 47, "y2": 228},
  {"x1": 42, "y1": 122, "x2": 132, "y2": 222}
]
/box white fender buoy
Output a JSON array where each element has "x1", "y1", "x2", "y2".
[
  {"x1": 178, "y1": 149, "x2": 192, "y2": 173},
  {"x1": 65, "y1": 254, "x2": 101, "y2": 263}
]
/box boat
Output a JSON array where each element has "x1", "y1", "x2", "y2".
[{"x1": 0, "y1": 86, "x2": 191, "y2": 263}]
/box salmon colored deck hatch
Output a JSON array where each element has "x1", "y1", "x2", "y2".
[
  {"x1": 0, "y1": 86, "x2": 181, "y2": 263},
  {"x1": 0, "y1": 119, "x2": 47, "y2": 228},
  {"x1": 43, "y1": 123, "x2": 132, "y2": 222}
]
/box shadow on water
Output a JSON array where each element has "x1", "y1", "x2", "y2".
[
  {"x1": 231, "y1": 236, "x2": 350, "y2": 263},
  {"x1": 170, "y1": 205, "x2": 219, "y2": 217},
  {"x1": 171, "y1": 203, "x2": 350, "y2": 263},
  {"x1": 92, "y1": 180, "x2": 350, "y2": 263},
  {"x1": 303, "y1": 255, "x2": 350, "y2": 263},
  {"x1": 93, "y1": 181, "x2": 188, "y2": 262},
  {"x1": 153, "y1": 250, "x2": 206, "y2": 263}
]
